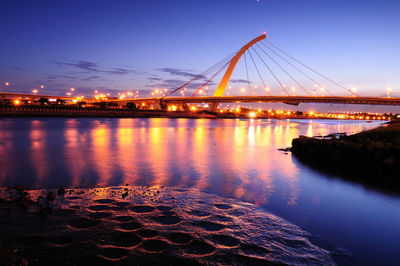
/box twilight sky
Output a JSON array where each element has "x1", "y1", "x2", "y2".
[{"x1": 1, "y1": 0, "x2": 399, "y2": 102}]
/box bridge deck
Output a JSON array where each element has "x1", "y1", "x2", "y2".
[
  {"x1": 121, "y1": 96, "x2": 400, "y2": 106},
  {"x1": 2, "y1": 92, "x2": 400, "y2": 106}
]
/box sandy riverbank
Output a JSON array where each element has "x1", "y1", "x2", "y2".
[{"x1": 0, "y1": 185, "x2": 335, "y2": 265}]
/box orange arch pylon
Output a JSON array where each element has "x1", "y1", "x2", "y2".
[{"x1": 213, "y1": 33, "x2": 266, "y2": 97}]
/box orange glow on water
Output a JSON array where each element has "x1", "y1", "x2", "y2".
[
  {"x1": 30, "y1": 121, "x2": 48, "y2": 187},
  {"x1": 0, "y1": 118, "x2": 381, "y2": 206},
  {"x1": 91, "y1": 122, "x2": 113, "y2": 187},
  {"x1": 64, "y1": 119, "x2": 85, "y2": 187}
]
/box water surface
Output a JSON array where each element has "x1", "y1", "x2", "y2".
[{"x1": 0, "y1": 118, "x2": 399, "y2": 265}]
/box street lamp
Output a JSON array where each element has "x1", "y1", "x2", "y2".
[
  {"x1": 351, "y1": 87, "x2": 356, "y2": 97},
  {"x1": 265, "y1": 87, "x2": 270, "y2": 96},
  {"x1": 387, "y1": 87, "x2": 391, "y2": 98}
]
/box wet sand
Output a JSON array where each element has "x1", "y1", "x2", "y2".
[{"x1": 0, "y1": 185, "x2": 334, "y2": 265}]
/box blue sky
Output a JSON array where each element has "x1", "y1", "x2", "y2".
[{"x1": 1, "y1": 0, "x2": 399, "y2": 101}]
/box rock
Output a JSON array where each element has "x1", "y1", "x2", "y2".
[
  {"x1": 291, "y1": 122, "x2": 400, "y2": 191},
  {"x1": 15, "y1": 185, "x2": 26, "y2": 193},
  {"x1": 40, "y1": 205, "x2": 53, "y2": 217},
  {"x1": 46, "y1": 192, "x2": 56, "y2": 202},
  {"x1": 57, "y1": 188, "x2": 66, "y2": 195},
  {"x1": 0, "y1": 247, "x2": 17, "y2": 265},
  {"x1": 18, "y1": 193, "x2": 30, "y2": 210},
  {"x1": 122, "y1": 191, "x2": 128, "y2": 198}
]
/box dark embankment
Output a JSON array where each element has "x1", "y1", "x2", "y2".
[{"x1": 291, "y1": 120, "x2": 400, "y2": 192}]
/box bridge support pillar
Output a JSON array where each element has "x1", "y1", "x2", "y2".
[
  {"x1": 154, "y1": 99, "x2": 164, "y2": 110},
  {"x1": 181, "y1": 103, "x2": 189, "y2": 111},
  {"x1": 208, "y1": 102, "x2": 219, "y2": 112}
]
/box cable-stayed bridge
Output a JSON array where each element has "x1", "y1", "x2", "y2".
[
  {"x1": 1, "y1": 33, "x2": 399, "y2": 110},
  {"x1": 114, "y1": 33, "x2": 399, "y2": 111}
]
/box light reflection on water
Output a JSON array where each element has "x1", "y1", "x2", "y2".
[{"x1": 0, "y1": 118, "x2": 399, "y2": 265}]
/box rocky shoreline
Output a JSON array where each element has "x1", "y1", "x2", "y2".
[
  {"x1": 0, "y1": 185, "x2": 336, "y2": 265},
  {"x1": 291, "y1": 120, "x2": 400, "y2": 191}
]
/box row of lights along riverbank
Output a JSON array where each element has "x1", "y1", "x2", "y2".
[{"x1": 1, "y1": 92, "x2": 397, "y2": 121}]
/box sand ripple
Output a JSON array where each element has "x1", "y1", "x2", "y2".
[{"x1": 0, "y1": 186, "x2": 335, "y2": 265}]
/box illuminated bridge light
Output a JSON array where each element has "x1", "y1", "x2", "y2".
[{"x1": 248, "y1": 112, "x2": 256, "y2": 118}]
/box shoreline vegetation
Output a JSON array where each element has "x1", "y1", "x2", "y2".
[
  {"x1": 291, "y1": 119, "x2": 400, "y2": 192},
  {"x1": 0, "y1": 185, "x2": 335, "y2": 265}
]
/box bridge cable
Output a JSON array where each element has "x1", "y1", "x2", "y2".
[
  {"x1": 262, "y1": 40, "x2": 356, "y2": 96},
  {"x1": 247, "y1": 49, "x2": 268, "y2": 95},
  {"x1": 260, "y1": 42, "x2": 335, "y2": 96},
  {"x1": 191, "y1": 58, "x2": 232, "y2": 97},
  {"x1": 164, "y1": 50, "x2": 238, "y2": 98},
  {"x1": 243, "y1": 52, "x2": 252, "y2": 95},
  {"x1": 250, "y1": 47, "x2": 289, "y2": 95},
  {"x1": 255, "y1": 44, "x2": 312, "y2": 96}
]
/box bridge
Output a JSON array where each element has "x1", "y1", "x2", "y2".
[
  {"x1": 1, "y1": 33, "x2": 398, "y2": 111},
  {"x1": 111, "y1": 33, "x2": 399, "y2": 111},
  {"x1": 119, "y1": 95, "x2": 400, "y2": 106}
]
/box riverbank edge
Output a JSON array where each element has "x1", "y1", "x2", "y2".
[
  {"x1": 1, "y1": 107, "x2": 392, "y2": 120},
  {"x1": 291, "y1": 120, "x2": 400, "y2": 192}
]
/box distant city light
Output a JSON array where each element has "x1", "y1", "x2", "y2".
[{"x1": 248, "y1": 111, "x2": 256, "y2": 118}]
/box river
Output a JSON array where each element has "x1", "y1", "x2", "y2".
[{"x1": 0, "y1": 117, "x2": 399, "y2": 265}]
